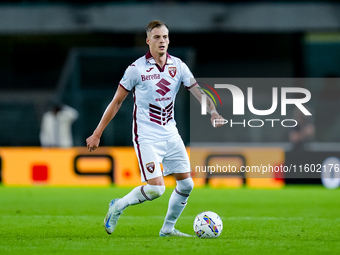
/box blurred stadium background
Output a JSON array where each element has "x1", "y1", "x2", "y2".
[{"x1": 0, "y1": 0, "x2": 340, "y2": 187}]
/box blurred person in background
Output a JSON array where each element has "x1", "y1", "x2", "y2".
[
  {"x1": 40, "y1": 102, "x2": 79, "y2": 148},
  {"x1": 289, "y1": 107, "x2": 315, "y2": 150}
]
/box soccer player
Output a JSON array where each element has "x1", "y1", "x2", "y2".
[{"x1": 86, "y1": 20, "x2": 224, "y2": 237}]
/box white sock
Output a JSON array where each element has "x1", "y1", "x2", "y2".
[
  {"x1": 161, "y1": 178, "x2": 194, "y2": 233},
  {"x1": 115, "y1": 184, "x2": 165, "y2": 212}
]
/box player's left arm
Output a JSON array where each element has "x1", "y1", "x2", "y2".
[
  {"x1": 86, "y1": 85, "x2": 129, "y2": 151},
  {"x1": 189, "y1": 83, "x2": 225, "y2": 128}
]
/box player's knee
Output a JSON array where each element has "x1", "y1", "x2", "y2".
[
  {"x1": 145, "y1": 184, "x2": 165, "y2": 200},
  {"x1": 177, "y1": 177, "x2": 194, "y2": 195}
]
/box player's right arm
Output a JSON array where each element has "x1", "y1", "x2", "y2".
[
  {"x1": 180, "y1": 61, "x2": 225, "y2": 128},
  {"x1": 86, "y1": 85, "x2": 129, "y2": 152}
]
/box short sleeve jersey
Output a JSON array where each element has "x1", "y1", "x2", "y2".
[{"x1": 119, "y1": 51, "x2": 195, "y2": 144}]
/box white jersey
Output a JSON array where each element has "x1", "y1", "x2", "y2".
[{"x1": 119, "y1": 51, "x2": 195, "y2": 144}]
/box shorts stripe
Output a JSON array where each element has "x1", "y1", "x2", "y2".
[
  {"x1": 141, "y1": 186, "x2": 152, "y2": 201},
  {"x1": 136, "y1": 144, "x2": 147, "y2": 181},
  {"x1": 175, "y1": 188, "x2": 189, "y2": 198}
]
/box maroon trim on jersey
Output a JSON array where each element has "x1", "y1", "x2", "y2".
[
  {"x1": 149, "y1": 103, "x2": 162, "y2": 125},
  {"x1": 149, "y1": 108, "x2": 161, "y2": 116},
  {"x1": 166, "y1": 117, "x2": 173, "y2": 124},
  {"x1": 165, "y1": 101, "x2": 173, "y2": 110},
  {"x1": 150, "y1": 118, "x2": 162, "y2": 125},
  {"x1": 149, "y1": 102, "x2": 173, "y2": 126},
  {"x1": 186, "y1": 82, "x2": 198, "y2": 90},
  {"x1": 132, "y1": 88, "x2": 139, "y2": 144},
  {"x1": 145, "y1": 51, "x2": 172, "y2": 73},
  {"x1": 156, "y1": 64, "x2": 165, "y2": 73},
  {"x1": 145, "y1": 51, "x2": 153, "y2": 60},
  {"x1": 145, "y1": 51, "x2": 171, "y2": 61},
  {"x1": 149, "y1": 113, "x2": 161, "y2": 120},
  {"x1": 119, "y1": 83, "x2": 130, "y2": 92},
  {"x1": 133, "y1": 88, "x2": 147, "y2": 181},
  {"x1": 149, "y1": 103, "x2": 161, "y2": 111}
]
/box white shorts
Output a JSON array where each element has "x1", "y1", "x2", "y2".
[{"x1": 134, "y1": 135, "x2": 191, "y2": 182}]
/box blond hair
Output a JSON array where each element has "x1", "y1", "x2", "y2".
[{"x1": 146, "y1": 20, "x2": 168, "y2": 36}]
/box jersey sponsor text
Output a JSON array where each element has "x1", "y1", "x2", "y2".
[{"x1": 141, "y1": 74, "x2": 160, "y2": 81}]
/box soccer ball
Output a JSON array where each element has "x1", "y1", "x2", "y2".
[{"x1": 193, "y1": 211, "x2": 223, "y2": 238}]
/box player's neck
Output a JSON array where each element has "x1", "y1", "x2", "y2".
[{"x1": 151, "y1": 51, "x2": 167, "y2": 69}]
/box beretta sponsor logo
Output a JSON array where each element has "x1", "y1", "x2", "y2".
[{"x1": 141, "y1": 74, "x2": 160, "y2": 81}]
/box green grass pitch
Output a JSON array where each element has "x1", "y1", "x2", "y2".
[{"x1": 0, "y1": 185, "x2": 339, "y2": 255}]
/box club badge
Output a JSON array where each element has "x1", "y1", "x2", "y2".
[
  {"x1": 146, "y1": 162, "x2": 155, "y2": 173},
  {"x1": 168, "y1": 66, "x2": 177, "y2": 78}
]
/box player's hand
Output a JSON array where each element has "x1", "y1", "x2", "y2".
[
  {"x1": 211, "y1": 112, "x2": 226, "y2": 128},
  {"x1": 86, "y1": 134, "x2": 100, "y2": 152}
]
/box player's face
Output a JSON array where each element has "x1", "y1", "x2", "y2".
[{"x1": 146, "y1": 26, "x2": 169, "y2": 56}]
